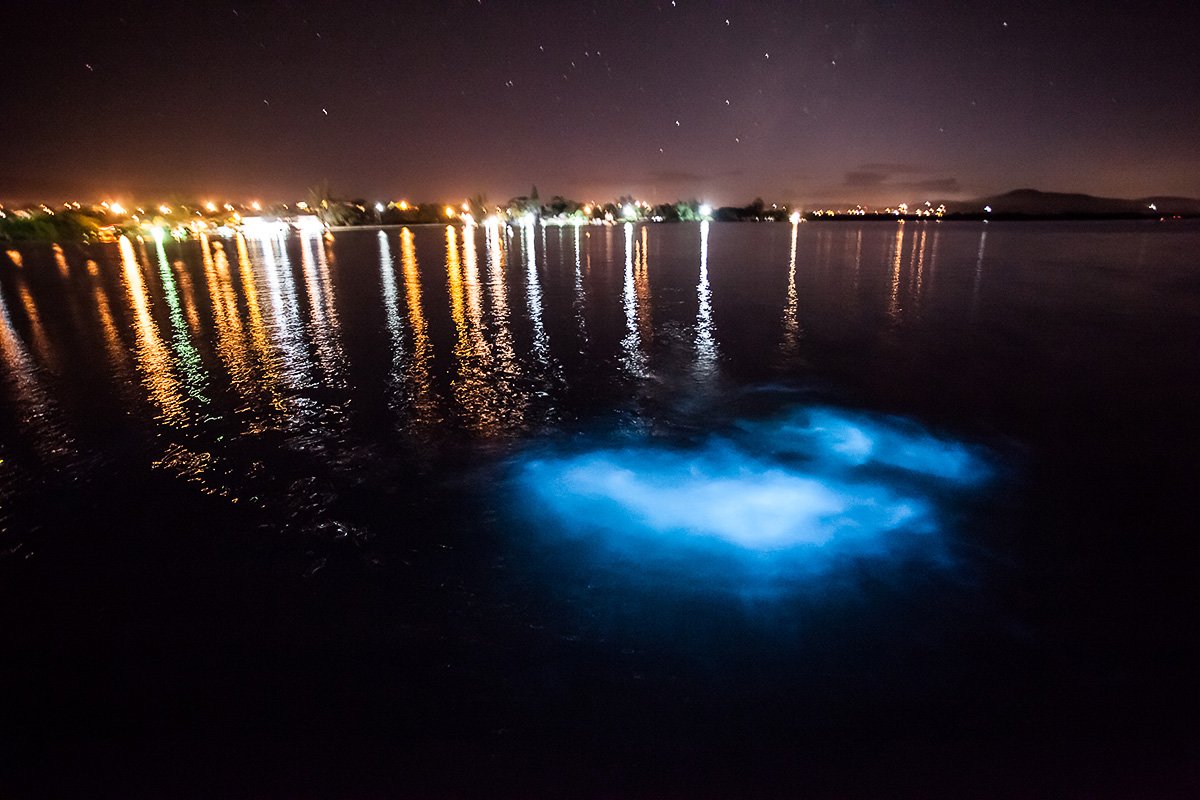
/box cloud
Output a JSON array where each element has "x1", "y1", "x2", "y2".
[
  {"x1": 843, "y1": 171, "x2": 888, "y2": 187},
  {"x1": 840, "y1": 170, "x2": 962, "y2": 196},
  {"x1": 857, "y1": 162, "x2": 930, "y2": 174},
  {"x1": 648, "y1": 169, "x2": 744, "y2": 184},
  {"x1": 649, "y1": 170, "x2": 707, "y2": 183},
  {"x1": 903, "y1": 177, "x2": 961, "y2": 193}
]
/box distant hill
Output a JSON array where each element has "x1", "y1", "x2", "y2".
[{"x1": 959, "y1": 189, "x2": 1200, "y2": 216}]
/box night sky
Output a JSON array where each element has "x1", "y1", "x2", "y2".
[{"x1": 4, "y1": 0, "x2": 1199, "y2": 205}]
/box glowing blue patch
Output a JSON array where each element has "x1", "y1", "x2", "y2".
[
  {"x1": 513, "y1": 406, "x2": 989, "y2": 568},
  {"x1": 740, "y1": 408, "x2": 990, "y2": 484},
  {"x1": 529, "y1": 448, "x2": 928, "y2": 552}
]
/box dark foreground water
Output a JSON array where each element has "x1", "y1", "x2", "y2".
[{"x1": 1, "y1": 221, "x2": 1197, "y2": 797}]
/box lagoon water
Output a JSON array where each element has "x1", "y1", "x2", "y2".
[{"x1": 2, "y1": 221, "x2": 1198, "y2": 796}]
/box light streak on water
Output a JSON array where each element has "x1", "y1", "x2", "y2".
[
  {"x1": 781, "y1": 221, "x2": 801, "y2": 356},
  {"x1": 12, "y1": 272, "x2": 56, "y2": 372},
  {"x1": 853, "y1": 227, "x2": 863, "y2": 288},
  {"x1": 521, "y1": 222, "x2": 550, "y2": 368},
  {"x1": 120, "y1": 236, "x2": 186, "y2": 425},
  {"x1": 888, "y1": 221, "x2": 905, "y2": 323},
  {"x1": 301, "y1": 230, "x2": 347, "y2": 387},
  {"x1": 972, "y1": 229, "x2": 988, "y2": 315},
  {"x1": 462, "y1": 223, "x2": 485, "y2": 339},
  {"x1": 927, "y1": 227, "x2": 941, "y2": 289},
  {"x1": 252, "y1": 231, "x2": 313, "y2": 392},
  {"x1": 484, "y1": 220, "x2": 526, "y2": 429},
  {"x1": 912, "y1": 224, "x2": 927, "y2": 311},
  {"x1": 446, "y1": 225, "x2": 466, "y2": 350},
  {"x1": 169, "y1": 252, "x2": 203, "y2": 336},
  {"x1": 0, "y1": 280, "x2": 73, "y2": 460},
  {"x1": 201, "y1": 238, "x2": 254, "y2": 406},
  {"x1": 572, "y1": 225, "x2": 588, "y2": 346},
  {"x1": 619, "y1": 223, "x2": 647, "y2": 377},
  {"x1": 399, "y1": 227, "x2": 440, "y2": 425},
  {"x1": 446, "y1": 225, "x2": 500, "y2": 430},
  {"x1": 694, "y1": 220, "x2": 717, "y2": 378},
  {"x1": 233, "y1": 234, "x2": 280, "y2": 402},
  {"x1": 153, "y1": 239, "x2": 210, "y2": 406},
  {"x1": 88, "y1": 257, "x2": 130, "y2": 379},
  {"x1": 52, "y1": 244, "x2": 69, "y2": 277},
  {"x1": 378, "y1": 231, "x2": 407, "y2": 407}
]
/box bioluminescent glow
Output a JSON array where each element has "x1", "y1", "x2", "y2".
[
  {"x1": 524, "y1": 448, "x2": 925, "y2": 552},
  {"x1": 513, "y1": 405, "x2": 990, "y2": 571},
  {"x1": 735, "y1": 408, "x2": 988, "y2": 485}
]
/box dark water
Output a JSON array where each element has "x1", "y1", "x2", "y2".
[{"x1": 1, "y1": 221, "x2": 1197, "y2": 797}]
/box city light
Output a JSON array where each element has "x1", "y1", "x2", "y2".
[
  {"x1": 0, "y1": 187, "x2": 1085, "y2": 240},
  {"x1": 294, "y1": 215, "x2": 324, "y2": 234}
]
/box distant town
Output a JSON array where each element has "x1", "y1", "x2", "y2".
[{"x1": 1, "y1": 187, "x2": 1197, "y2": 243}]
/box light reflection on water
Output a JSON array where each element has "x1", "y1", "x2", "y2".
[
  {"x1": 0, "y1": 272, "x2": 71, "y2": 460},
  {"x1": 300, "y1": 229, "x2": 347, "y2": 389},
  {"x1": 153, "y1": 237, "x2": 210, "y2": 407},
  {"x1": 398, "y1": 226, "x2": 440, "y2": 427},
  {"x1": 780, "y1": 220, "x2": 801, "y2": 356},
  {"x1": 693, "y1": 220, "x2": 717, "y2": 380},
  {"x1": 203, "y1": 238, "x2": 261, "y2": 413},
  {"x1": 121, "y1": 235, "x2": 188, "y2": 425},
  {"x1": 521, "y1": 222, "x2": 551, "y2": 369}
]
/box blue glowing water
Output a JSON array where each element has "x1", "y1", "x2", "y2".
[{"x1": 515, "y1": 405, "x2": 989, "y2": 574}]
